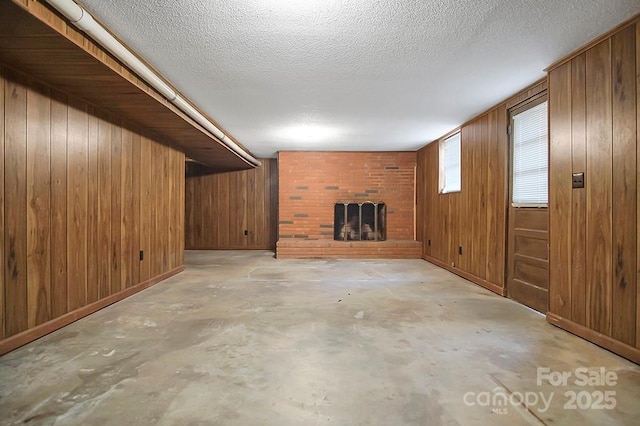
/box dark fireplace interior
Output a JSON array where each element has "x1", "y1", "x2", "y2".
[{"x1": 334, "y1": 202, "x2": 386, "y2": 241}]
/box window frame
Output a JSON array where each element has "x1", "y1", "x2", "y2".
[
  {"x1": 509, "y1": 95, "x2": 548, "y2": 208},
  {"x1": 439, "y1": 130, "x2": 461, "y2": 194}
]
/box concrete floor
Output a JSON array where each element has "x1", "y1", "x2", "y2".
[{"x1": 1, "y1": 251, "x2": 639, "y2": 425}]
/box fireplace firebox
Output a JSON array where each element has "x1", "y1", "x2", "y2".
[{"x1": 334, "y1": 202, "x2": 386, "y2": 241}]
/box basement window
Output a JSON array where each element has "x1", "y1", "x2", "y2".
[
  {"x1": 439, "y1": 132, "x2": 461, "y2": 193},
  {"x1": 511, "y1": 100, "x2": 548, "y2": 206}
]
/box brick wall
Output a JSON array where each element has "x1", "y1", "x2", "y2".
[{"x1": 278, "y1": 151, "x2": 417, "y2": 241}]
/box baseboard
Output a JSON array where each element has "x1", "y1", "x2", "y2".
[
  {"x1": 546, "y1": 313, "x2": 640, "y2": 365},
  {"x1": 0, "y1": 265, "x2": 184, "y2": 356},
  {"x1": 422, "y1": 255, "x2": 506, "y2": 296},
  {"x1": 185, "y1": 246, "x2": 275, "y2": 250}
]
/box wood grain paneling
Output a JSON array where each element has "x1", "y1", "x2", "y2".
[
  {"x1": 110, "y1": 125, "x2": 122, "y2": 295},
  {"x1": 5, "y1": 71, "x2": 28, "y2": 336},
  {"x1": 131, "y1": 132, "x2": 141, "y2": 286},
  {"x1": 50, "y1": 91, "x2": 68, "y2": 318},
  {"x1": 0, "y1": 0, "x2": 255, "y2": 171},
  {"x1": 66, "y1": 99, "x2": 88, "y2": 312},
  {"x1": 0, "y1": 67, "x2": 3, "y2": 340},
  {"x1": 139, "y1": 135, "x2": 152, "y2": 282},
  {"x1": 485, "y1": 109, "x2": 501, "y2": 284},
  {"x1": 97, "y1": 116, "x2": 112, "y2": 299},
  {"x1": 477, "y1": 116, "x2": 489, "y2": 278},
  {"x1": 417, "y1": 83, "x2": 544, "y2": 294},
  {"x1": 585, "y1": 39, "x2": 613, "y2": 335},
  {"x1": 0, "y1": 64, "x2": 185, "y2": 354},
  {"x1": 185, "y1": 160, "x2": 278, "y2": 250},
  {"x1": 547, "y1": 19, "x2": 640, "y2": 362},
  {"x1": 549, "y1": 63, "x2": 573, "y2": 319},
  {"x1": 86, "y1": 108, "x2": 99, "y2": 304},
  {"x1": 611, "y1": 26, "x2": 637, "y2": 345},
  {"x1": 26, "y1": 82, "x2": 51, "y2": 327},
  {"x1": 637, "y1": 21, "x2": 640, "y2": 351},
  {"x1": 459, "y1": 125, "x2": 471, "y2": 272},
  {"x1": 495, "y1": 104, "x2": 508, "y2": 288},
  {"x1": 571, "y1": 54, "x2": 588, "y2": 326},
  {"x1": 121, "y1": 128, "x2": 134, "y2": 289}
]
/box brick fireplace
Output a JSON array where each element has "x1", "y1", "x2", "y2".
[{"x1": 276, "y1": 151, "x2": 421, "y2": 258}]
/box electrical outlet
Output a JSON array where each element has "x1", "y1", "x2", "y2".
[
  {"x1": 458, "y1": 246, "x2": 463, "y2": 255},
  {"x1": 572, "y1": 172, "x2": 585, "y2": 188},
  {"x1": 244, "y1": 230, "x2": 248, "y2": 236},
  {"x1": 139, "y1": 250, "x2": 144, "y2": 261}
]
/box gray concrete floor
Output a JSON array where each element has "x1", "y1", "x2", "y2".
[{"x1": 1, "y1": 251, "x2": 639, "y2": 425}]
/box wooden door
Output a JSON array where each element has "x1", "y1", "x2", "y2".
[
  {"x1": 506, "y1": 96, "x2": 549, "y2": 313},
  {"x1": 507, "y1": 208, "x2": 549, "y2": 312}
]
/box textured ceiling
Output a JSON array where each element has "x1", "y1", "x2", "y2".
[{"x1": 77, "y1": 0, "x2": 639, "y2": 158}]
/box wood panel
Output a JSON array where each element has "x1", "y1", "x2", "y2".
[
  {"x1": 494, "y1": 104, "x2": 509, "y2": 288},
  {"x1": 571, "y1": 54, "x2": 588, "y2": 326},
  {"x1": 547, "y1": 19, "x2": 640, "y2": 363},
  {"x1": 86, "y1": 107, "x2": 99, "y2": 304},
  {"x1": 97, "y1": 115, "x2": 111, "y2": 299},
  {"x1": 131, "y1": 132, "x2": 141, "y2": 286},
  {"x1": 0, "y1": 0, "x2": 256, "y2": 171},
  {"x1": 4, "y1": 71, "x2": 28, "y2": 336},
  {"x1": 459, "y1": 125, "x2": 471, "y2": 272},
  {"x1": 66, "y1": 98, "x2": 88, "y2": 311},
  {"x1": 611, "y1": 26, "x2": 637, "y2": 345},
  {"x1": 110, "y1": 125, "x2": 122, "y2": 295},
  {"x1": 585, "y1": 39, "x2": 613, "y2": 335},
  {"x1": 0, "y1": 64, "x2": 4, "y2": 340},
  {"x1": 549, "y1": 63, "x2": 573, "y2": 319},
  {"x1": 0, "y1": 63, "x2": 186, "y2": 354},
  {"x1": 185, "y1": 160, "x2": 279, "y2": 250},
  {"x1": 121, "y1": 128, "x2": 134, "y2": 288},
  {"x1": 26, "y1": 82, "x2": 51, "y2": 327},
  {"x1": 416, "y1": 148, "x2": 427, "y2": 256},
  {"x1": 417, "y1": 83, "x2": 538, "y2": 294},
  {"x1": 139, "y1": 135, "x2": 151, "y2": 282},
  {"x1": 477, "y1": 115, "x2": 489, "y2": 279},
  {"x1": 50, "y1": 91, "x2": 67, "y2": 318},
  {"x1": 637, "y1": 20, "x2": 640, "y2": 351}
]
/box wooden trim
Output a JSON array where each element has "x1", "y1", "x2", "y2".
[
  {"x1": 0, "y1": 265, "x2": 184, "y2": 356},
  {"x1": 423, "y1": 255, "x2": 506, "y2": 296},
  {"x1": 186, "y1": 246, "x2": 275, "y2": 251},
  {"x1": 546, "y1": 14, "x2": 640, "y2": 72},
  {"x1": 547, "y1": 313, "x2": 640, "y2": 365},
  {"x1": 505, "y1": 80, "x2": 548, "y2": 111}
]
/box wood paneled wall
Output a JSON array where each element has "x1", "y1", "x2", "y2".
[
  {"x1": 185, "y1": 160, "x2": 278, "y2": 250},
  {"x1": 416, "y1": 110, "x2": 507, "y2": 294},
  {"x1": 0, "y1": 64, "x2": 185, "y2": 354},
  {"x1": 547, "y1": 18, "x2": 640, "y2": 363},
  {"x1": 417, "y1": 81, "x2": 546, "y2": 295}
]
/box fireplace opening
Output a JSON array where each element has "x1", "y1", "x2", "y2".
[{"x1": 334, "y1": 202, "x2": 386, "y2": 241}]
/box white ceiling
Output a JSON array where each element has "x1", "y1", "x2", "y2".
[{"x1": 77, "y1": 0, "x2": 639, "y2": 159}]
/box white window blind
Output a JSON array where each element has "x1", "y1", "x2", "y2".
[
  {"x1": 441, "y1": 132, "x2": 461, "y2": 193},
  {"x1": 512, "y1": 101, "x2": 548, "y2": 205}
]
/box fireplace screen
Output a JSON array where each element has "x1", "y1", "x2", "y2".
[{"x1": 334, "y1": 202, "x2": 386, "y2": 241}]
